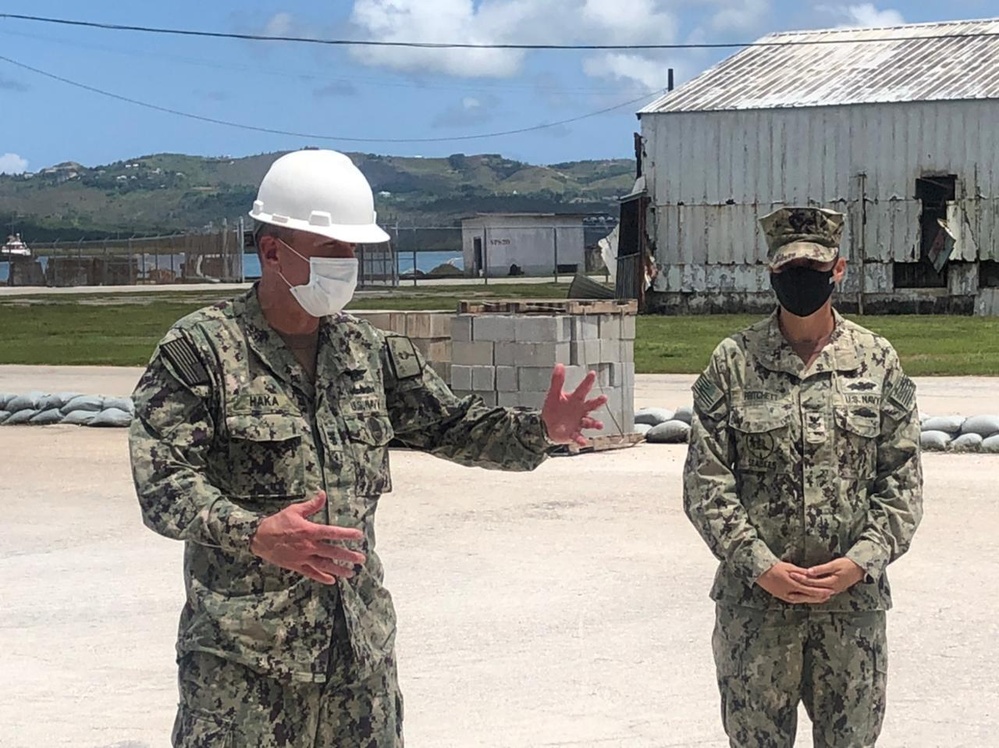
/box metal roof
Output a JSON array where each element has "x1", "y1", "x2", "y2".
[{"x1": 640, "y1": 18, "x2": 999, "y2": 114}]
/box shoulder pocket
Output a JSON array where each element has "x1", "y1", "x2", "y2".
[{"x1": 223, "y1": 414, "x2": 307, "y2": 500}]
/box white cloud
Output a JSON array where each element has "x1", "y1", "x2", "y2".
[
  {"x1": 347, "y1": 0, "x2": 681, "y2": 86},
  {"x1": 432, "y1": 94, "x2": 498, "y2": 128},
  {"x1": 264, "y1": 12, "x2": 295, "y2": 37},
  {"x1": 0, "y1": 153, "x2": 28, "y2": 175},
  {"x1": 817, "y1": 3, "x2": 906, "y2": 28},
  {"x1": 708, "y1": 0, "x2": 771, "y2": 34},
  {"x1": 583, "y1": 53, "x2": 677, "y2": 93}
]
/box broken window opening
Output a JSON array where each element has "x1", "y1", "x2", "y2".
[
  {"x1": 980, "y1": 261, "x2": 999, "y2": 288},
  {"x1": 903, "y1": 174, "x2": 957, "y2": 288}
]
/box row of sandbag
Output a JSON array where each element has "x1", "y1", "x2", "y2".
[
  {"x1": 635, "y1": 406, "x2": 999, "y2": 454},
  {"x1": 919, "y1": 415, "x2": 999, "y2": 453},
  {"x1": 0, "y1": 392, "x2": 135, "y2": 427}
]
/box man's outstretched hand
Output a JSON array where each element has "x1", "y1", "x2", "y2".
[
  {"x1": 540, "y1": 364, "x2": 609, "y2": 447},
  {"x1": 250, "y1": 492, "x2": 366, "y2": 585}
]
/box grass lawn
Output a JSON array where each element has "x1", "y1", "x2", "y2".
[{"x1": 1, "y1": 287, "x2": 997, "y2": 375}]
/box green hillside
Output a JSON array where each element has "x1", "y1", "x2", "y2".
[{"x1": 0, "y1": 151, "x2": 636, "y2": 241}]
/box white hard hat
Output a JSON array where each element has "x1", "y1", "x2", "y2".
[{"x1": 249, "y1": 149, "x2": 390, "y2": 244}]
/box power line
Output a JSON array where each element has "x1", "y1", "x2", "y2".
[
  {"x1": 0, "y1": 54, "x2": 660, "y2": 144},
  {"x1": 0, "y1": 27, "x2": 626, "y2": 95},
  {"x1": 2, "y1": 12, "x2": 994, "y2": 50}
]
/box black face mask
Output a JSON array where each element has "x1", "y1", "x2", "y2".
[{"x1": 770, "y1": 266, "x2": 835, "y2": 318}]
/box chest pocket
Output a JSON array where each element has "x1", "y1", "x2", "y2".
[
  {"x1": 730, "y1": 406, "x2": 795, "y2": 473},
  {"x1": 223, "y1": 413, "x2": 307, "y2": 500},
  {"x1": 343, "y1": 412, "x2": 395, "y2": 497},
  {"x1": 834, "y1": 407, "x2": 880, "y2": 478}
]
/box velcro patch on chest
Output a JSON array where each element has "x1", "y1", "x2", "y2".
[{"x1": 385, "y1": 335, "x2": 423, "y2": 381}]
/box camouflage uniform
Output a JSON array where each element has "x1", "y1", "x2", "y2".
[
  {"x1": 129, "y1": 287, "x2": 553, "y2": 747},
  {"x1": 683, "y1": 208, "x2": 923, "y2": 748}
]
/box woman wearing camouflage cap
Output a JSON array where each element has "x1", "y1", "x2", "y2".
[{"x1": 682, "y1": 206, "x2": 924, "y2": 747}]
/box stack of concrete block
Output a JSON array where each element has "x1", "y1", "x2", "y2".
[
  {"x1": 352, "y1": 310, "x2": 452, "y2": 383},
  {"x1": 448, "y1": 301, "x2": 637, "y2": 437}
]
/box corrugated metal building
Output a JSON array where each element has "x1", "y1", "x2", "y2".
[{"x1": 635, "y1": 18, "x2": 999, "y2": 314}]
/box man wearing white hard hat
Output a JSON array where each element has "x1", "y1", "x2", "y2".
[{"x1": 129, "y1": 148, "x2": 608, "y2": 747}]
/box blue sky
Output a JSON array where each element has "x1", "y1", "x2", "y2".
[{"x1": 0, "y1": 1, "x2": 993, "y2": 173}]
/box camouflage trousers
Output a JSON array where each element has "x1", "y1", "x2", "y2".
[
  {"x1": 712, "y1": 605, "x2": 887, "y2": 748},
  {"x1": 171, "y1": 648, "x2": 403, "y2": 748}
]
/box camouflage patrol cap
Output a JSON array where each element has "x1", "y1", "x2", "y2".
[{"x1": 760, "y1": 206, "x2": 844, "y2": 270}]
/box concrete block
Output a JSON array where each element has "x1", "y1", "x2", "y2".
[
  {"x1": 476, "y1": 392, "x2": 499, "y2": 408},
  {"x1": 451, "y1": 315, "x2": 474, "y2": 344},
  {"x1": 407, "y1": 313, "x2": 451, "y2": 340},
  {"x1": 622, "y1": 315, "x2": 637, "y2": 341},
  {"x1": 473, "y1": 315, "x2": 517, "y2": 342},
  {"x1": 450, "y1": 366, "x2": 473, "y2": 391},
  {"x1": 571, "y1": 315, "x2": 600, "y2": 342},
  {"x1": 594, "y1": 364, "x2": 613, "y2": 387},
  {"x1": 515, "y1": 316, "x2": 572, "y2": 343},
  {"x1": 599, "y1": 339, "x2": 626, "y2": 364},
  {"x1": 384, "y1": 313, "x2": 409, "y2": 335},
  {"x1": 620, "y1": 340, "x2": 635, "y2": 363},
  {"x1": 471, "y1": 366, "x2": 496, "y2": 392},
  {"x1": 570, "y1": 340, "x2": 601, "y2": 367},
  {"x1": 424, "y1": 340, "x2": 451, "y2": 364},
  {"x1": 496, "y1": 366, "x2": 518, "y2": 392},
  {"x1": 497, "y1": 391, "x2": 547, "y2": 410},
  {"x1": 495, "y1": 342, "x2": 571, "y2": 367},
  {"x1": 452, "y1": 341, "x2": 495, "y2": 366},
  {"x1": 453, "y1": 390, "x2": 498, "y2": 407},
  {"x1": 520, "y1": 365, "x2": 590, "y2": 393},
  {"x1": 429, "y1": 361, "x2": 451, "y2": 386},
  {"x1": 356, "y1": 312, "x2": 392, "y2": 331},
  {"x1": 599, "y1": 315, "x2": 621, "y2": 340}
]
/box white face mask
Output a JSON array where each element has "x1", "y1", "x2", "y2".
[{"x1": 278, "y1": 240, "x2": 358, "y2": 318}]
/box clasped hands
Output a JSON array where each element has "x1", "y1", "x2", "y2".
[{"x1": 756, "y1": 558, "x2": 866, "y2": 605}]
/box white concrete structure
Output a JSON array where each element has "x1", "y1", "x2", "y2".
[
  {"x1": 636, "y1": 18, "x2": 999, "y2": 314},
  {"x1": 461, "y1": 213, "x2": 586, "y2": 278}
]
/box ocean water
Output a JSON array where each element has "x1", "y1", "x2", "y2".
[
  {"x1": 0, "y1": 251, "x2": 464, "y2": 283},
  {"x1": 241, "y1": 251, "x2": 463, "y2": 279}
]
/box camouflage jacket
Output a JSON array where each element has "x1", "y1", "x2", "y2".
[
  {"x1": 129, "y1": 288, "x2": 551, "y2": 682},
  {"x1": 683, "y1": 310, "x2": 923, "y2": 612}
]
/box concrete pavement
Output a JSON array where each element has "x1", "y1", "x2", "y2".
[{"x1": 1, "y1": 369, "x2": 998, "y2": 748}]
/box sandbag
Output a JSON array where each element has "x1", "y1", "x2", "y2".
[
  {"x1": 37, "y1": 392, "x2": 84, "y2": 411},
  {"x1": 960, "y1": 415, "x2": 999, "y2": 439},
  {"x1": 922, "y1": 416, "x2": 966, "y2": 435},
  {"x1": 951, "y1": 433, "x2": 984, "y2": 453},
  {"x1": 102, "y1": 396, "x2": 135, "y2": 415},
  {"x1": 29, "y1": 409, "x2": 66, "y2": 426},
  {"x1": 61, "y1": 410, "x2": 98, "y2": 426},
  {"x1": 61, "y1": 395, "x2": 106, "y2": 414},
  {"x1": 0, "y1": 410, "x2": 10, "y2": 425},
  {"x1": 89, "y1": 408, "x2": 133, "y2": 427},
  {"x1": 983, "y1": 435, "x2": 999, "y2": 454},
  {"x1": 635, "y1": 408, "x2": 675, "y2": 427},
  {"x1": 5, "y1": 409, "x2": 39, "y2": 425},
  {"x1": 672, "y1": 406, "x2": 694, "y2": 425},
  {"x1": 920, "y1": 430, "x2": 951, "y2": 451},
  {"x1": 646, "y1": 420, "x2": 691, "y2": 444},
  {"x1": 0, "y1": 393, "x2": 16, "y2": 410},
  {"x1": 6, "y1": 392, "x2": 46, "y2": 414}
]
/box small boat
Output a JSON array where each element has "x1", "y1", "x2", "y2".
[{"x1": 1, "y1": 233, "x2": 31, "y2": 258}]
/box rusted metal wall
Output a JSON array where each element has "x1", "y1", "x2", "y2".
[{"x1": 641, "y1": 99, "x2": 999, "y2": 304}]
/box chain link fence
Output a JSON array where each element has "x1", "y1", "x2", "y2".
[{"x1": 2, "y1": 219, "x2": 616, "y2": 289}]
